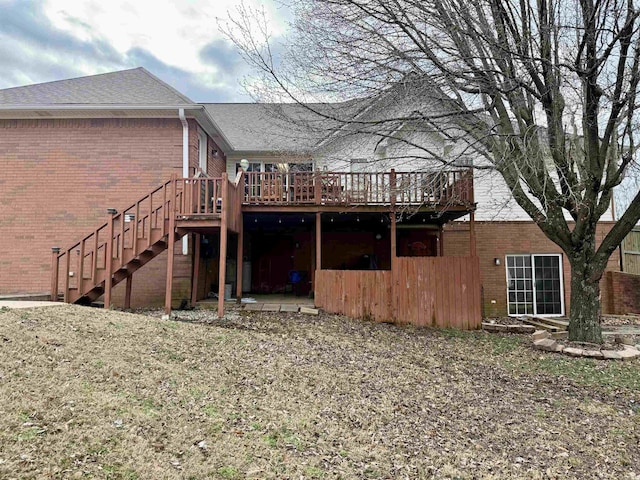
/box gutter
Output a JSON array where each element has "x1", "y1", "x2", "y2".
[{"x1": 178, "y1": 108, "x2": 189, "y2": 255}]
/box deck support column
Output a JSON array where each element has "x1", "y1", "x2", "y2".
[
  {"x1": 124, "y1": 274, "x2": 132, "y2": 310},
  {"x1": 191, "y1": 234, "x2": 201, "y2": 306},
  {"x1": 50, "y1": 247, "x2": 61, "y2": 301},
  {"x1": 104, "y1": 208, "x2": 117, "y2": 309},
  {"x1": 390, "y1": 212, "x2": 397, "y2": 271},
  {"x1": 236, "y1": 222, "x2": 244, "y2": 303},
  {"x1": 315, "y1": 212, "x2": 322, "y2": 273},
  {"x1": 438, "y1": 224, "x2": 444, "y2": 256},
  {"x1": 469, "y1": 211, "x2": 477, "y2": 257},
  {"x1": 218, "y1": 173, "x2": 229, "y2": 318},
  {"x1": 164, "y1": 182, "x2": 177, "y2": 315}
]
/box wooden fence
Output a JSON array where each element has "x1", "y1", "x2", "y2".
[
  {"x1": 315, "y1": 256, "x2": 481, "y2": 330},
  {"x1": 622, "y1": 229, "x2": 640, "y2": 275}
]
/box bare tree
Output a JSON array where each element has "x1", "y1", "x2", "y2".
[{"x1": 225, "y1": 0, "x2": 640, "y2": 343}]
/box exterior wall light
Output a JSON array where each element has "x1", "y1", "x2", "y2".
[{"x1": 494, "y1": 258, "x2": 501, "y2": 266}]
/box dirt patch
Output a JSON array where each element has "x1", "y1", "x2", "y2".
[{"x1": 0, "y1": 305, "x2": 638, "y2": 479}]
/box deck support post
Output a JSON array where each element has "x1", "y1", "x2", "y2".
[
  {"x1": 50, "y1": 247, "x2": 60, "y2": 301},
  {"x1": 104, "y1": 208, "x2": 117, "y2": 309},
  {"x1": 390, "y1": 212, "x2": 397, "y2": 271},
  {"x1": 191, "y1": 234, "x2": 201, "y2": 306},
  {"x1": 124, "y1": 274, "x2": 132, "y2": 310},
  {"x1": 164, "y1": 179, "x2": 177, "y2": 315},
  {"x1": 218, "y1": 173, "x2": 229, "y2": 318},
  {"x1": 236, "y1": 223, "x2": 244, "y2": 303},
  {"x1": 438, "y1": 224, "x2": 444, "y2": 256},
  {"x1": 315, "y1": 212, "x2": 322, "y2": 272},
  {"x1": 469, "y1": 211, "x2": 477, "y2": 257}
]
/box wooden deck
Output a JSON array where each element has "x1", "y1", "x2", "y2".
[{"x1": 242, "y1": 169, "x2": 473, "y2": 208}]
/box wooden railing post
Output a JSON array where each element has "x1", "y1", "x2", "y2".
[
  {"x1": 104, "y1": 208, "x2": 117, "y2": 309},
  {"x1": 191, "y1": 234, "x2": 201, "y2": 306},
  {"x1": 218, "y1": 173, "x2": 229, "y2": 318},
  {"x1": 390, "y1": 169, "x2": 397, "y2": 208},
  {"x1": 314, "y1": 171, "x2": 321, "y2": 204},
  {"x1": 50, "y1": 247, "x2": 60, "y2": 301},
  {"x1": 165, "y1": 178, "x2": 177, "y2": 315}
]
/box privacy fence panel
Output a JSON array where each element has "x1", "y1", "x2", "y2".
[{"x1": 315, "y1": 256, "x2": 481, "y2": 330}]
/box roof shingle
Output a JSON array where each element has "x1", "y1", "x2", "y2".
[{"x1": 0, "y1": 68, "x2": 194, "y2": 106}]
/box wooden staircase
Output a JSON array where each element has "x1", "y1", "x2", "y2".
[{"x1": 50, "y1": 174, "x2": 241, "y2": 307}]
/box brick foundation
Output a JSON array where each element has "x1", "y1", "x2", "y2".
[
  {"x1": 602, "y1": 271, "x2": 640, "y2": 315},
  {"x1": 443, "y1": 221, "x2": 620, "y2": 317}
]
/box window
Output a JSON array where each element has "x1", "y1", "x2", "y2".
[
  {"x1": 506, "y1": 254, "x2": 564, "y2": 316},
  {"x1": 198, "y1": 130, "x2": 207, "y2": 174}
]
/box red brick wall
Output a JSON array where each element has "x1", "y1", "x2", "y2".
[
  {"x1": 0, "y1": 117, "x2": 226, "y2": 307},
  {"x1": 443, "y1": 221, "x2": 620, "y2": 317},
  {"x1": 602, "y1": 271, "x2": 640, "y2": 315}
]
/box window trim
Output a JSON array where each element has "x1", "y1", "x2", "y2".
[{"x1": 505, "y1": 253, "x2": 565, "y2": 317}]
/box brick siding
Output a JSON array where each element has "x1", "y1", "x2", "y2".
[
  {"x1": 602, "y1": 271, "x2": 640, "y2": 315},
  {"x1": 0, "y1": 117, "x2": 226, "y2": 307},
  {"x1": 443, "y1": 221, "x2": 620, "y2": 317}
]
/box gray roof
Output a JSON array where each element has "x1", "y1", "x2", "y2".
[
  {"x1": 0, "y1": 68, "x2": 194, "y2": 106},
  {"x1": 203, "y1": 102, "x2": 358, "y2": 153}
]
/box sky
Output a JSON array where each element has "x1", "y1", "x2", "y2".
[{"x1": 0, "y1": 0, "x2": 291, "y2": 102}]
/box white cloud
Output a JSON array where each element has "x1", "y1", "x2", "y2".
[{"x1": 41, "y1": 0, "x2": 289, "y2": 87}]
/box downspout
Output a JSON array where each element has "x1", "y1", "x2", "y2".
[{"x1": 179, "y1": 108, "x2": 189, "y2": 255}]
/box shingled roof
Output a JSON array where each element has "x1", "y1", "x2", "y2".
[
  {"x1": 0, "y1": 68, "x2": 194, "y2": 106},
  {"x1": 203, "y1": 102, "x2": 361, "y2": 153}
]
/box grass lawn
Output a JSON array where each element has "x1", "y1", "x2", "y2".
[{"x1": 0, "y1": 305, "x2": 638, "y2": 479}]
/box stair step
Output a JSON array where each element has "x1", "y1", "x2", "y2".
[
  {"x1": 521, "y1": 317, "x2": 561, "y2": 332},
  {"x1": 532, "y1": 316, "x2": 569, "y2": 329}
]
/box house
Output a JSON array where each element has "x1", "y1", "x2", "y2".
[{"x1": 0, "y1": 68, "x2": 621, "y2": 325}]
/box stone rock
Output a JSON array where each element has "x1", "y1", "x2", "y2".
[
  {"x1": 280, "y1": 304, "x2": 299, "y2": 313},
  {"x1": 244, "y1": 303, "x2": 263, "y2": 311},
  {"x1": 563, "y1": 347, "x2": 584, "y2": 357},
  {"x1": 583, "y1": 350, "x2": 604, "y2": 359},
  {"x1": 602, "y1": 350, "x2": 622, "y2": 360},
  {"x1": 532, "y1": 330, "x2": 550, "y2": 341},
  {"x1": 300, "y1": 306, "x2": 319, "y2": 315},
  {"x1": 533, "y1": 338, "x2": 557, "y2": 351},
  {"x1": 618, "y1": 346, "x2": 640, "y2": 361},
  {"x1": 554, "y1": 343, "x2": 565, "y2": 352},
  {"x1": 551, "y1": 331, "x2": 568, "y2": 340},
  {"x1": 262, "y1": 304, "x2": 281, "y2": 312},
  {"x1": 615, "y1": 335, "x2": 635, "y2": 346}
]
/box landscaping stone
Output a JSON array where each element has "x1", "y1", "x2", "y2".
[
  {"x1": 563, "y1": 347, "x2": 584, "y2": 357},
  {"x1": 615, "y1": 335, "x2": 635, "y2": 346},
  {"x1": 262, "y1": 304, "x2": 281, "y2": 312},
  {"x1": 533, "y1": 338, "x2": 558, "y2": 351},
  {"x1": 602, "y1": 350, "x2": 622, "y2": 360},
  {"x1": 551, "y1": 331, "x2": 568, "y2": 340},
  {"x1": 618, "y1": 346, "x2": 640, "y2": 361},
  {"x1": 532, "y1": 330, "x2": 550, "y2": 341},
  {"x1": 583, "y1": 350, "x2": 604, "y2": 359},
  {"x1": 244, "y1": 303, "x2": 263, "y2": 312},
  {"x1": 482, "y1": 323, "x2": 535, "y2": 334},
  {"x1": 300, "y1": 306, "x2": 319, "y2": 315},
  {"x1": 280, "y1": 304, "x2": 300, "y2": 313}
]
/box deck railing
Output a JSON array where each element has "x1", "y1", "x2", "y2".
[
  {"x1": 50, "y1": 172, "x2": 244, "y2": 304},
  {"x1": 242, "y1": 169, "x2": 473, "y2": 206}
]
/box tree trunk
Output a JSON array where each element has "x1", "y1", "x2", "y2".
[{"x1": 567, "y1": 260, "x2": 603, "y2": 344}]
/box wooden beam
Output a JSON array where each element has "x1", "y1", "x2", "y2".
[
  {"x1": 165, "y1": 180, "x2": 177, "y2": 315},
  {"x1": 390, "y1": 212, "x2": 397, "y2": 271},
  {"x1": 236, "y1": 224, "x2": 244, "y2": 302},
  {"x1": 469, "y1": 211, "x2": 477, "y2": 257},
  {"x1": 191, "y1": 234, "x2": 201, "y2": 306},
  {"x1": 218, "y1": 173, "x2": 229, "y2": 318},
  {"x1": 50, "y1": 247, "x2": 60, "y2": 301},
  {"x1": 104, "y1": 208, "x2": 117, "y2": 309},
  {"x1": 124, "y1": 274, "x2": 132, "y2": 310},
  {"x1": 316, "y1": 212, "x2": 322, "y2": 271},
  {"x1": 438, "y1": 225, "x2": 444, "y2": 256}
]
